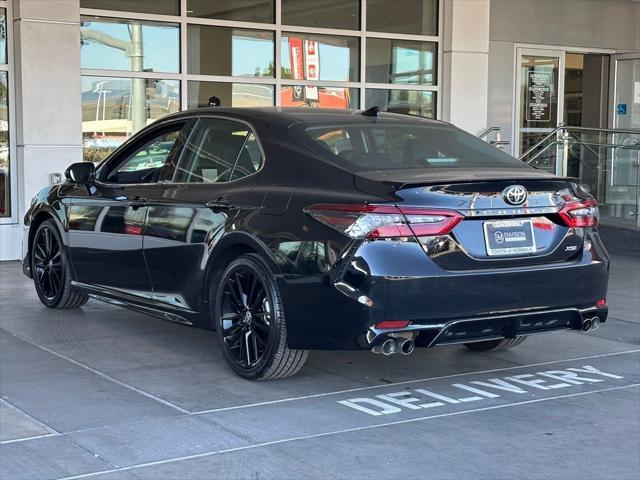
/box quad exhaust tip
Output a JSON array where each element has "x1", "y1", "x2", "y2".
[
  {"x1": 372, "y1": 338, "x2": 397, "y2": 355},
  {"x1": 371, "y1": 337, "x2": 415, "y2": 355},
  {"x1": 397, "y1": 338, "x2": 415, "y2": 355},
  {"x1": 582, "y1": 317, "x2": 600, "y2": 332}
]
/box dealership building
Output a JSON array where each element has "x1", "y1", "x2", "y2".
[{"x1": 0, "y1": 0, "x2": 638, "y2": 260}]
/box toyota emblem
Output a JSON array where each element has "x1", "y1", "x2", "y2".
[{"x1": 503, "y1": 185, "x2": 528, "y2": 206}]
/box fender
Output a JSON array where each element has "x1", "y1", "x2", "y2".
[
  {"x1": 23, "y1": 186, "x2": 72, "y2": 278},
  {"x1": 201, "y1": 230, "x2": 284, "y2": 314}
]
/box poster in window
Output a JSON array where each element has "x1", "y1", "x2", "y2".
[{"x1": 526, "y1": 71, "x2": 552, "y2": 122}]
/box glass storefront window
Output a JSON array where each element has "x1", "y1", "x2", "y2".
[
  {"x1": 80, "y1": 0, "x2": 180, "y2": 16},
  {"x1": 187, "y1": 0, "x2": 275, "y2": 23},
  {"x1": 81, "y1": 76, "x2": 180, "y2": 162},
  {"x1": 81, "y1": 18, "x2": 179, "y2": 73},
  {"x1": 0, "y1": 72, "x2": 9, "y2": 218},
  {"x1": 367, "y1": 38, "x2": 436, "y2": 85},
  {"x1": 280, "y1": 86, "x2": 358, "y2": 109},
  {"x1": 187, "y1": 81, "x2": 275, "y2": 108},
  {"x1": 367, "y1": 0, "x2": 438, "y2": 36},
  {"x1": 366, "y1": 89, "x2": 435, "y2": 118},
  {"x1": 187, "y1": 26, "x2": 275, "y2": 77},
  {"x1": 282, "y1": 0, "x2": 359, "y2": 30},
  {"x1": 281, "y1": 33, "x2": 359, "y2": 82},
  {"x1": 0, "y1": 9, "x2": 6, "y2": 65}
]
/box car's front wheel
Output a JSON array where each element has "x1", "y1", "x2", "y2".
[
  {"x1": 464, "y1": 336, "x2": 527, "y2": 351},
  {"x1": 31, "y1": 219, "x2": 89, "y2": 309},
  {"x1": 212, "y1": 254, "x2": 308, "y2": 380}
]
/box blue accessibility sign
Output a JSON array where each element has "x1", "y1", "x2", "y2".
[{"x1": 616, "y1": 103, "x2": 627, "y2": 115}]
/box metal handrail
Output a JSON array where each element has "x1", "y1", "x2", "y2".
[
  {"x1": 524, "y1": 139, "x2": 640, "y2": 164},
  {"x1": 519, "y1": 126, "x2": 564, "y2": 160},
  {"x1": 520, "y1": 125, "x2": 640, "y2": 162},
  {"x1": 478, "y1": 126, "x2": 501, "y2": 140}
]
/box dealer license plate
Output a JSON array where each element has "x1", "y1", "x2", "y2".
[{"x1": 483, "y1": 219, "x2": 536, "y2": 256}]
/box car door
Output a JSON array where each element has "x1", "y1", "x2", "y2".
[
  {"x1": 142, "y1": 116, "x2": 264, "y2": 314},
  {"x1": 67, "y1": 120, "x2": 190, "y2": 298}
]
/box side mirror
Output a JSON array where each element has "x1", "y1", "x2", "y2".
[{"x1": 65, "y1": 162, "x2": 95, "y2": 187}]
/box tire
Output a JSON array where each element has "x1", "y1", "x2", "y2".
[
  {"x1": 31, "y1": 219, "x2": 89, "y2": 309},
  {"x1": 212, "y1": 253, "x2": 308, "y2": 380},
  {"x1": 464, "y1": 336, "x2": 527, "y2": 352}
]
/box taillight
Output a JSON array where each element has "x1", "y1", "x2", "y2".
[
  {"x1": 305, "y1": 204, "x2": 463, "y2": 239},
  {"x1": 559, "y1": 199, "x2": 599, "y2": 228}
]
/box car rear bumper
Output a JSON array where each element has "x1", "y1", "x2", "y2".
[
  {"x1": 365, "y1": 306, "x2": 608, "y2": 350},
  {"x1": 280, "y1": 233, "x2": 609, "y2": 350}
]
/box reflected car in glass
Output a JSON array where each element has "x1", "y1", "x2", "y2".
[{"x1": 22, "y1": 108, "x2": 609, "y2": 380}]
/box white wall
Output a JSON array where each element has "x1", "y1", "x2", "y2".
[
  {"x1": 440, "y1": 0, "x2": 491, "y2": 135},
  {"x1": 0, "y1": 0, "x2": 82, "y2": 260}
]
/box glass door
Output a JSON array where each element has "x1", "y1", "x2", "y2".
[
  {"x1": 514, "y1": 48, "x2": 565, "y2": 174},
  {"x1": 608, "y1": 53, "x2": 640, "y2": 228}
]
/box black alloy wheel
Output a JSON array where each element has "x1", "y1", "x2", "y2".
[
  {"x1": 221, "y1": 266, "x2": 272, "y2": 368},
  {"x1": 33, "y1": 224, "x2": 63, "y2": 302},
  {"x1": 31, "y1": 220, "x2": 89, "y2": 309},
  {"x1": 214, "y1": 254, "x2": 308, "y2": 380}
]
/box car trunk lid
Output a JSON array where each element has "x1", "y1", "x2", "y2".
[{"x1": 354, "y1": 171, "x2": 589, "y2": 269}]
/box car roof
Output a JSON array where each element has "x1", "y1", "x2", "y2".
[{"x1": 164, "y1": 107, "x2": 450, "y2": 129}]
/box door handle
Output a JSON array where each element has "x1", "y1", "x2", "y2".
[
  {"x1": 127, "y1": 197, "x2": 148, "y2": 209},
  {"x1": 205, "y1": 198, "x2": 233, "y2": 210}
]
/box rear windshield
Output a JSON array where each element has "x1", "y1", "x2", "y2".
[{"x1": 302, "y1": 123, "x2": 521, "y2": 170}]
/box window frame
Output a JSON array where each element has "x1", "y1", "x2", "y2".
[
  {"x1": 0, "y1": 1, "x2": 16, "y2": 225},
  {"x1": 80, "y1": 0, "x2": 443, "y2": 116},
  {"x1": 170, "y1": 115, "x2": 266, "y2": 185}
]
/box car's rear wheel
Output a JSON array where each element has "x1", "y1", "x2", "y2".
[
  {"x1": 213, "y1": 253, "x2": 308, "y2": 380},
  {"x1": 31, "y1": 219, "x2": 89, "y2": 309},
  {"x1": 464, "y1": 336, "x2": 527, "y2": 351}
]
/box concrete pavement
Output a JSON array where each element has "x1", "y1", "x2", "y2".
[{"x1": 0, "y1": 254, "x2": 638, "y2": 480}]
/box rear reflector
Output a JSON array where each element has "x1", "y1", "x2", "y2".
[
  {"x1": 305, "y1": 204, "x2": 463, "y2": 239},
  {"x1": 596, "y1": 298, "x2": 606, "y2": 308},
  {"x1": 375, "y1": 320, "x2": 411, "y2": 330},
  {"x1": 558, "y1": 199, "x2": 599, "y2": 228}
]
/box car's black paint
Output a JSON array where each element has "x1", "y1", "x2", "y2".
[{"x1": 23, "y1": 108, "x2": 609, "y2": 351}]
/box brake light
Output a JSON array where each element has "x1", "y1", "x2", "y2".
[
  {"x1": 558, "y1": 199, "x2": 599, "y2": 228},
  {"x1": 305, "y1": 204, "x2": 463, "y2": 239}
]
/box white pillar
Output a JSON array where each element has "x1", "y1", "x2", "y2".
[
  {"x1": 440, "y1": 0, "x2": 490, "y2": 135},
  {"x1": 14, "y1": 0, "x2": 83, "y2": 210},
  {"x1": 3, "y1": 0, "x2": 82, "y2": 259}
]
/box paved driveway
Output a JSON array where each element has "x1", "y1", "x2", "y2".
[{"x1": 1, "y1": 255, "x2": 638, "y2": 480}]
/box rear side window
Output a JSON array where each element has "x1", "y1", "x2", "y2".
[
  {"x1": 174, "y1": 118, "x2": 261, "y2": 183},
  {"x1": 230, "y1": 133, "x2": 263, "y2": 181},
  {"x1": 303, "y1": 123, "x2": 521, "y2": 170}
]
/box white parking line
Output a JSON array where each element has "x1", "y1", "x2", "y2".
[
  {"x1": 1, "y1": 329, "x2": 190, "y2": 414},
  {"x1": 0, "y1": 433, "x2": 58, "y2": 445},
  {"x1": 57, "y1": 383, "x2": 640, "y2": 480},
  {"x1": 191, "y1": 349, "x2": 640, "y2": 414}
]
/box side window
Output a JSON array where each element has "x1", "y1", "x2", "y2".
[
  {"x1": 174, "y1": 119, "x2": 259, "y2": 183},
  {"x1": 106, "y1": 127, "x2": 184, "y2": 184},
  {"x1": 230, "y1": 133, "x2": 263, "y2": 181}
]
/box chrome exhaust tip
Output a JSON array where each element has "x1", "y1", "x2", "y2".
[
  {"x1": 396, "y1": 338, "x2": 415, "y2": 355},
  {"x1": 590, "y1": 316, "x2": 600, "y2": 330},
  {"x1": 581, "y1": 318, "x2": 592, "y2": 332},
  {"x1": 372, "y1": 338, "x2": 397, "y2": 355}
]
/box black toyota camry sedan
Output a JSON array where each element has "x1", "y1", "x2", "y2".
[{"x1": 22, "y1": 108, "x2": 609, "y2": 380}]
